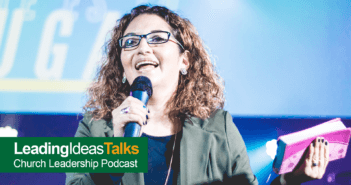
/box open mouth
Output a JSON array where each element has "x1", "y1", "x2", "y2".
[{"x1": 135, "y1": 61, "x2": 159, "y2": 70}]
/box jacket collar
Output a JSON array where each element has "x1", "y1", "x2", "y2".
[{"x1": 104, "y1": 116, "x2": 211, "y2": 185}]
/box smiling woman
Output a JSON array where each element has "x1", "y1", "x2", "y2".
[
  {"x1": 120, "y1": 14, "x2": 188, "y2": 97},
  {"x1": 66, "y1": 4, "x2": 330, "y2": 185},
  {"x1": 83, "y1": 5, "x2": 225, "y2": 123}
]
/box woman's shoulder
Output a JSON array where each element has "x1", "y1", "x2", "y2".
[
  {"x1": 75, "y1": 112, "x2": 111, "y2": 137},
  {"x1": 80, "y1": 112, "x2": 110, "y2": 126},
  {"x1": 188, "y1": 109, "x2": 235, "y2": 134}
]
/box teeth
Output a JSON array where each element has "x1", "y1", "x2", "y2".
[{"x1": 136, "y1": 61, "x2": 158, "y2": 69}]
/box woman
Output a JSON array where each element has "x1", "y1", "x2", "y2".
[{"x1": 66, "y1": 5, "x2": 329, "y2": 185}]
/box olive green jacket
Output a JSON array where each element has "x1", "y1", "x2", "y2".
[{"x1": 66, "y1": 109, "x2": 258, "y2": 185}]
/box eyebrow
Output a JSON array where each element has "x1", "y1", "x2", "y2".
[
  {"x1": 150, "y1": 29, "x2": 165, "y2": 33},
  {"x1": 123, "y1": 30, "x2": 167, "y2": 37}
]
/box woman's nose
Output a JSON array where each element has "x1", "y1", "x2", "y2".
[{"x1": 137, "y1": 38, "x2": 153, "y2": 54}]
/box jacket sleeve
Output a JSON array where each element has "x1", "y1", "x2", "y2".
[
  {"x1": 65, "y1": 114, "x2": 96, "y2": 185},
  {"x1": 65, "y1": 114, "x2": 123, "y2": 185},
  {"x1": 224, "y1": 111, "x2": 258, "y2": 185}
]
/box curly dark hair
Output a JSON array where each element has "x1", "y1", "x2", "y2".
[{"x1": 84, "y1": 5, "x2": 225, "y2": 122}]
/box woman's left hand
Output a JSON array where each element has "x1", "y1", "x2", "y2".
[{"x1": 282, "y1": 137, "x2": 330, "y2": 184}]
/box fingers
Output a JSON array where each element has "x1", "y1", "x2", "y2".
[
  {"x1": 115, "y1": 97, "x2": 148, "y2": 121},
  {"x1": 313, "y1": 137, "x2": 320, "y2": 169},
  {"x1": 319, "y1": 138, "x2": 325, "y2": 170},
  {"x1": 309, "y1": 137, "x2": 329, "y2": 179},
  {"x1": 317, "y1": 137, "x2": 329, "y2": 179},
  {"x1": 111, "y1": 96, "x2": 150, "y2": 136},
  {"x1": 324, "y1": 140, "x2": 329, "y2": 169},
  {"x1": 119, "y1": 112, "x2": 145, "y2": 126},
  {"x1": 292, "y1": 137, "x2": 330, "y2": 183},
  {"x1": 306, "y1": 141, "x2": 314, "y2": 168},
  {"x1": 122, "y1": 96, "x2": 149, "y2": 115}
]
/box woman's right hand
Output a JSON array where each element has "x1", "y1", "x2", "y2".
[{"x1": 111, "y1": 96, "x2": 149, "y2": 137}]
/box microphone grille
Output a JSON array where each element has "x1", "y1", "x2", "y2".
[{"x1": 130, "y1": 76, "x2": 153, "y2": 97}]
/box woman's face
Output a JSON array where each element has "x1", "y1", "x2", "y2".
[{"x1": 120, "y1": 14, "x2": 188, "y2": 92}]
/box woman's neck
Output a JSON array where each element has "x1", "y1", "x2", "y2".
[{"x1": 142, "y1": 84, "x2": 181, "y2": 136}]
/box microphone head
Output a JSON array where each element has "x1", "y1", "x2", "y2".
[{"x1": 130, "y1": 76, "x2": 153, "y2": 98}]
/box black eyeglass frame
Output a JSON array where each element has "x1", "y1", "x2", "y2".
[{"x1": 118, "y1": 31, "x2": 184, "y2": 50}]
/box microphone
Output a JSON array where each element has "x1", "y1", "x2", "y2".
[
  {"x1": 91, "y1": 77, "x2": 152, "y2": 184},
  {"x1": 124, "y1": 76, "x2": 153, "y2": 137}
]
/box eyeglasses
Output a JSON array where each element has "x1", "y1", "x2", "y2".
[{"x1": 118, "y1": 31, "x2": 184, "y2": 50}]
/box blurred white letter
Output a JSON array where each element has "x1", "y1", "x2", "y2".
[
  {"x1": 82, "y1": 11, "x2": 120, "y2": 80},
  {"x1": 0, "y1": 9, "x2": 24, "y2": 78},
  {"x1": 35, "y1": 10, "x2": 74, "y2": 80}
]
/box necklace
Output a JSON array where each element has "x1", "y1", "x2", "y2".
[{"x1": 163, "y1": 124, "x2": 179, "y2": 185}]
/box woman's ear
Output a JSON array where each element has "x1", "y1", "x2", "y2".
[{"x1": 181, "y1": 50, "x2": 190, "y2": 70}]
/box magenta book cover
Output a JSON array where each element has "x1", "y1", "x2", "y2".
[{"x1": 273, "y1": 118, "x2": 351, "y2": 174}]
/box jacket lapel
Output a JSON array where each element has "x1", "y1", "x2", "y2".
[
  {"x1": 178, "y1": 117, "x2": 212, "y2": 185},
  {"x1": 105, "y1": 121, "x2": 114, "y2": 137}
]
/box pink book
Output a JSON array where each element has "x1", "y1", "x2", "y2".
[{"x1": 273, "y1": 118, "x2": 351, "y2": 174}]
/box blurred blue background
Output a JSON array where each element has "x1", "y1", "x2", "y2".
[{"x1": 0, "y1": 0, "x2": 350, "y2": 184}]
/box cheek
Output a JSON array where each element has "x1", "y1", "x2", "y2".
[
  {"x1": 120, "y1": 52, "x2": 132, "y2": 69},
  {"x1": 158, "y1": 50, "x2": 182, "y2": 69}
]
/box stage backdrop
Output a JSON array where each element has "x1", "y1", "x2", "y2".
[{"x1": 0, "y1": 0, "x2": 350, "y2": 117}]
